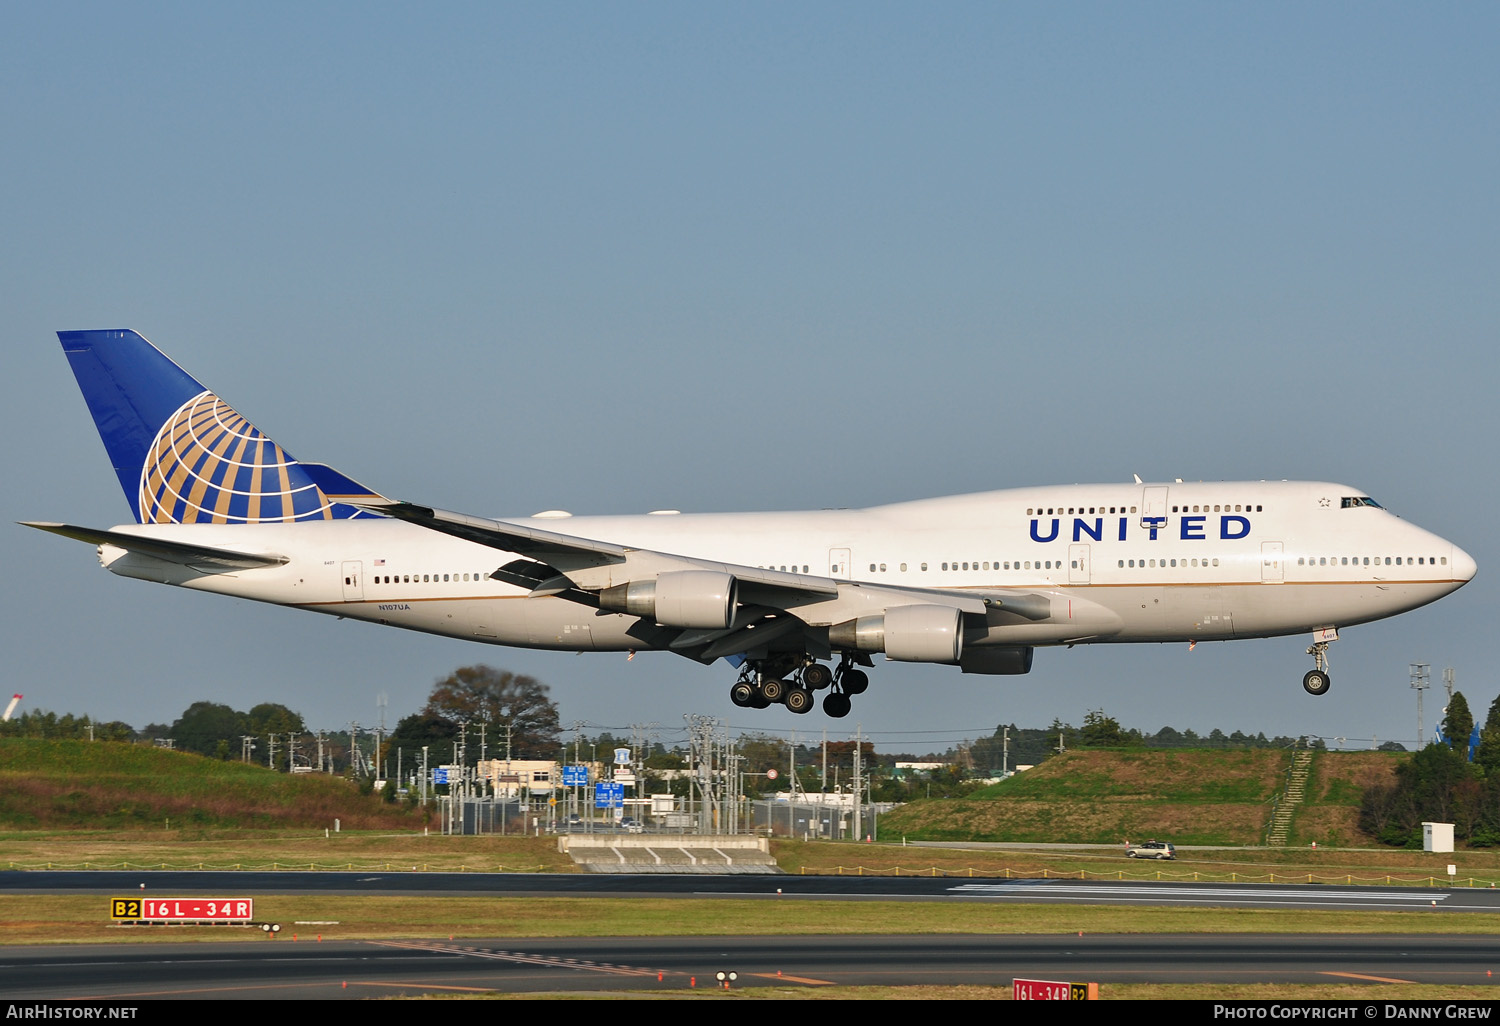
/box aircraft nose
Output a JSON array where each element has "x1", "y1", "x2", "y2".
[{"x1": 1451, "y1": 544, "x2": 1478, "y2": 584}]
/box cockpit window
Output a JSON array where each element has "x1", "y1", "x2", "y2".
[{"x1": 1341, "y1": 497, "x2": 1384, "y2": 509}]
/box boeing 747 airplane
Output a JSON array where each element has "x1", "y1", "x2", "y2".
[{"x1": 27, "y1": 330, "x2": 1476, "y2": 717}]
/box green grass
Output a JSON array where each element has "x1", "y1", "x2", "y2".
[
  {"x1": 884, "y1": 748, "x2": 1406, "y2": 845},
  {"x1": 0, "y1": 739, "x2": 423, "y2": 830},
  {"x1": 969, "y1": 749, "x2": 1287, "y2": 802},
  {"x1": 0, "y1": 829, "x2": 572, "y2": 872}
]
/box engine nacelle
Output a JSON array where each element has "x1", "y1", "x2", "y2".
[
  {"x1": 598, "y1": 570, "x2": 738, "y2": 630},
  {"x1": 959, "y1": 646, "x2": 1034, "y2": 675},
  {"x1": 827, "y1": 603, "x2": 964, "y2": 664}
]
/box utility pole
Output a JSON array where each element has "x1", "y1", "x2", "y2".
[
  {"x1": 1440, "y1": 666, "x2": 1458, "y2": 750},
  {"x1": 455, "y1": 719, "x2": 469, "y2": 798},
  {"x1": 858, "y1": 720, "x2": 870, "y2": 840},
  {"x1": 686, "y1": 714, "x2": 726, "y2": 834},
  {"x1": 787, "y1": 729, "x2": 797, "y2": 837},
  {"x1": 1003, "y1": 726, "x2": 1011, "y2": 777},
  {"x1": 789, "y1": 730, "x2": 797, "y2": 797},
  {"x1": 629, "y1": 721, "x2": 658, "y2": 826},
  {"x1": 1411, "y1": 663, "x2": 1431, "y2": 748}
]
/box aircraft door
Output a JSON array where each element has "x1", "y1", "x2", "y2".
[
  {"x1": 1261, "y1": 542, "x2": 1284, "y2": 583},
  {"x1": 829, "y1": 548, "x2": 851, "y2": 580},
  {"x1": 341, "y1": 561, "x2": 364, "y2": 600},
  {"x1": 1141, "y1": 486, "x2": 1169, "y2": 532},
  {"x1": 1069, "y1": 544, "x2": 1090, "y2": 584}
]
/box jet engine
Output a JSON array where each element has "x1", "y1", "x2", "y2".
[
  {"x1": 599, "y1": 570, "x2": 738, "y2": 629},
  {"x1": 827, "y1": 603, "x2": 964, "y2": 664}
]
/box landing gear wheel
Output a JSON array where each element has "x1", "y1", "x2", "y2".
[
  {"x1": 842, "y1": 669, "x2": 869, "y2": 695},
  {"x1": 823, "y1": 693, "x2": 852, "y2": 718},
  {"x1": 730, "y1": 681, "x2": 756, "y2": 707},
  {"x1": 802, "y1": 663, "x2": 834, "y2": 690},
  {"x1": 1304, "y1": 634, "x2": 1335, "y2": 697},
  {"x1": 1302, "y1": 669, "x2": 1331, "y2": 696},
  {"x1": 785, "y1": 688, "x2": 814, "y2": 714},
  {"x1": 750, "y1": 693, "x2": 771, "y2": 709},
  {"x1": 760, "y1": 677, "x2": 786, "y2": 703}
]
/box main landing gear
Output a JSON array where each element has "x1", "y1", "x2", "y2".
[
  {"x1": 1302, "y1": 630, "x2": 1337, "y2": 696},
  {"x1": 728, "y1": 656, "x2": 871, "y2": 717}
]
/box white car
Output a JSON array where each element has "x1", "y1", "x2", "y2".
[{"x1": 1126, "y1": 840, "x2": 1176, "y2": 860}]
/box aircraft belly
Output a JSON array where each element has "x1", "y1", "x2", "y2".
[
  {"x1": 1165, "y1": 585, "x2": 1235, "y2": 639},
  {"x1": 522, "y1": 596, "x2": 597, "y2": 650},
  {"x1": 1229, "y1": 582, "x2": 1451, "y2": 635}
]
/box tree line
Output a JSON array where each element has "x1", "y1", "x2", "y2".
[
  {"x1": 962, "y1": 710, "x2": 1335, "y2": 774},
  {"x1": 0, "y1": 665, "x2": 562, "y2": 776},
  {"x1": 1360, "y1": 691, "x2": 1500, "y2": 846}
]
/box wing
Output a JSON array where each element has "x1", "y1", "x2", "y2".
[
  {"x1": 366, "y1": 500, "x2": 841, "y2": 598},
  {"x1": 360, "y1": 501, "x2": 1076, "y2": 663}
]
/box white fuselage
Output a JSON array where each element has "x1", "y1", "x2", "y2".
[{"x1": 95, "y1": 480, "x2": 1475, "y2": 656}]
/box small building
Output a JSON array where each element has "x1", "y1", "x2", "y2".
[
  {"x1": 1423, "y1": 822, "x2": 1455, "y2": 853},
  {"x1": 477, "y1": 759, "x2": 561, "y2": 798}
]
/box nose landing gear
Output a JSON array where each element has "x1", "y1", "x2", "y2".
[{"x1": 1303, "y1": 629, "x2": 1337, "y2": 696}]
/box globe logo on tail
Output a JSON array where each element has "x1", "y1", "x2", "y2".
[{"x1": 138, "y1": 391, "x2": 335, "y2": 524}]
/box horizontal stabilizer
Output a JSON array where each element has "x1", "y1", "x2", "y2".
[{"x1": 20, "y1": 522, "x2": 289, "y2": 570}]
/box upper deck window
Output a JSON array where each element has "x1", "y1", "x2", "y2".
[{"x1": 1341, "y1": 496, "x2": 1384, "y2": 509}]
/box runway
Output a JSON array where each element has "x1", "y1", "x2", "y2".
[
  {"x1": 7, "y1": 870, "x2": 1500, "y2": 913},
  {"x1": 4, "y1": 871, "x2": 1499, "y2": 997},
  {"x1": 3, "y1": 934, "x2": 1500, "y2": 999}
]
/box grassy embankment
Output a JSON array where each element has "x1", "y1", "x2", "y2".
[
  {"x1": 877, "y1": 747, "x2": 1405, "y2": 848},
  {"x1": 0, "y1": 738, "x2": 575, "y2": 870},
  {"x1": 0, "y1": 741, "x2": 1482, "y2": 883},
  {"x1": 3, "y1": 740, "x2": 1495, "y2": 891},
  {"x1": 0, "y1": 738, "x2": 422, "y2": 832}
]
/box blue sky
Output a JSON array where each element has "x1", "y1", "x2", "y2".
[{"x1": 4, "y1": 4, "x2": 1497, "y2": 754}]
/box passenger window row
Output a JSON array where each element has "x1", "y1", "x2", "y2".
[
  {"x1": 1298, "y1": 556, "x2": 1446, "y2": 567},
  {"x1": 371, "y1": 572, "x2": 488, "y2": 584}
]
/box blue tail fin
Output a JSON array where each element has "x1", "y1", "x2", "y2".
[{"x1": 59, "y1": 329, "x2": 384, "y2": 524}]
